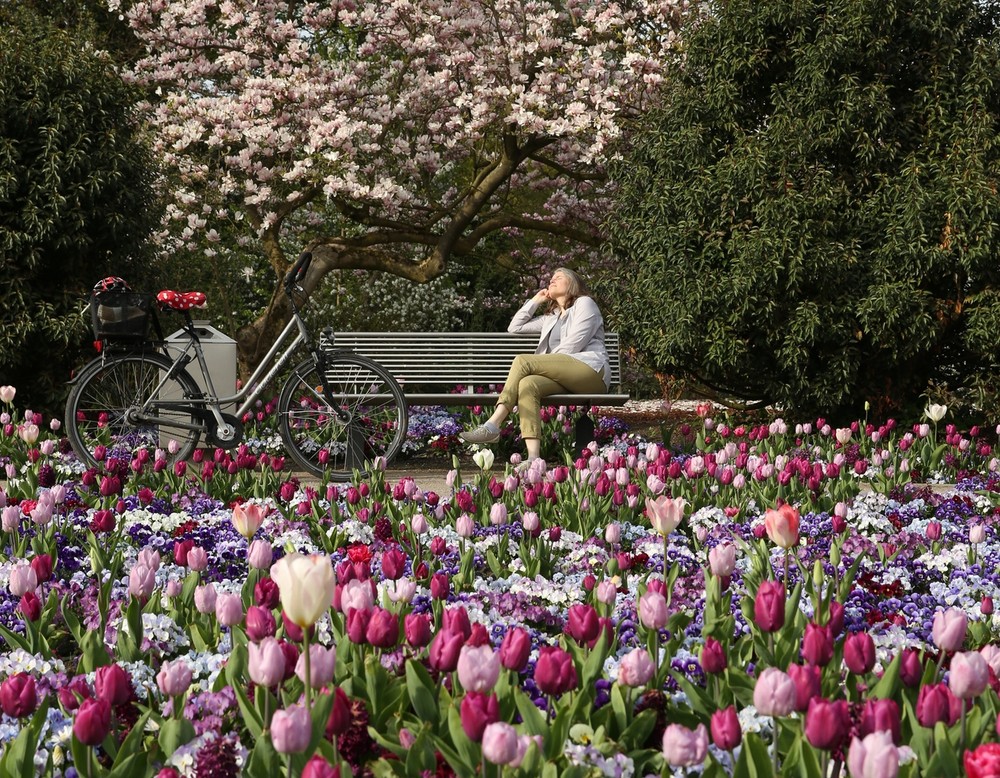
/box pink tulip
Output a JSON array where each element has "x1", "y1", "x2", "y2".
[
  {"x1": 232, "y1": 502, "x2": 267, "y2": 539},
  {"x1": 708, "y1": 543, "x2": 736, "y2": 577},
  {"x1": 128, "y1": 564, "x2": 156, "y2": 601},
  {"x1": 248, "y1": 539, "x2": 273, "y2": 569},
  {"x1": 661, "y1": 723, "x2": 708, "y2": 767},
  {"x1": 215, "y1": 593, "x2": 244, "y2": 627},
  {"x1": 156, "y1": 659, "x2": 192, "y2": 698},
  {"x1": 949, "y1": 651, "x2": 990, "y2": 699},
  {"x1": 753, "y1": 667, "x2": 797, "y2": 717},
  {"x1": 194, "y1": 583, "x2": 217, "y2": 614},
  {"x1": 295, "y1": 643, "x2": 336, "y2": 689},
  {"x1": 618, "y1": 648, "x2": 655, "y2": 687},
  {"x1": 457, "y1": 644, "x2": 501, "y2": 693},
  {"x1": 847, "y1": 731, "x2": 899, "y2": 778},
  {"x1": 271, "y1": 703, "x2": 312, "y2": 753},
  {"x1": 249, "y1": 636, "x2": 286, "y2": 688},
  {"x1": 8, "y1": 562, "x2": 36, "y2": 597},
  {"x1": 710, "y1": 706, "x2": 741, "y2": 751},
  {"x1": 638, "y1": 590, "x2": 668, "y2": 630},
  {"x1": 931, "y1": 608, "x2": 967, "y2": 652},
  {"x1": 646, "y1": 495, "x2": 686, "y2": 535},
  {"x1": 186, "y1": 546, "x2": 208, "y2": 572},
  {"x1": 481, "y1": 722, "x2": 519, "y2": 765},
  {"x1": 763, "y1": 503, "x2": 800, "y2": 548}
]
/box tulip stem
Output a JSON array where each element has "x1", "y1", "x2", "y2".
[
  {"x1": 783, "y1": 549, "x2": 789, "y2": 586},
  {"x1": 662, "y1": 536, "x2": 669, "y2": 588},
  {"x1": 961, "y1": 699, "x2": 967, "y2": 753},
  {"x1": 303, "y1": 628, "x2": 312, "y2": 711},
  {"x1": 772, "y1": 717, "x2": 780, "y2": 775}
]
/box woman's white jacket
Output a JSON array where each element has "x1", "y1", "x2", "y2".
[{"x1": 507, "y1": 296, "x2": 611, "y2": 389}]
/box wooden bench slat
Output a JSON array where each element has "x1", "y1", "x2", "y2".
[{"x1": 320, "y1": 332, "x2": 628, "y2": 409}]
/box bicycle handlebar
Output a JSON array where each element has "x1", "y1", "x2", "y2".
[{"x1": 284, "y1": 251, "x2": 312, "y2": 289}]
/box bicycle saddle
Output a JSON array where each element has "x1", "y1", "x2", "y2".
[{"x1": 157, "y1": 290, "x2": 207, "y2": 310}]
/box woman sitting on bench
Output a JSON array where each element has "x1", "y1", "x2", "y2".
[{"x1": 460, "y1": 268, "x2": 610, "y2": 461}]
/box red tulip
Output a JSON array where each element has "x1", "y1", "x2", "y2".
[
  {"x1": 0, "y1": 673, "x2": 37, "y2": 717},
  {"x1": 804, "y1": 697, "x2": 850, "y2": 751},
  {"x1": 710, "y1": 706, "x2": 741, "y2": 751},
  {"x1": 534, "y1": 646, "x2": 577, "y2": 696},
  {"x1": 73, "y1": 698, "x2": 112, "y2": 746},
  {"x1": 459, "y1": 691, "x2": 499, "y2": 742}
]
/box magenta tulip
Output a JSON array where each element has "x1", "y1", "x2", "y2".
[
  {"x1": 844, "y1": 631, "x2": 876, "y2": 674},
  {"x1": 710, "y1": 706, "x2": 741, "y2": 751},
  {"x1": 804, "y1": 697, "x2": 850, "y2": 751},
  {"x1": 0, "y1": 673, "x2": 37, "y2": 717},
  {"x1": 73, "y1": 698, "x2": 112, "y2": 746},
  {"x1": 753, "y1": 580, "x2": 785, "y2": 632}
]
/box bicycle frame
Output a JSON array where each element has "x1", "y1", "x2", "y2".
[{"x1": 127, "y1": 300, "x2": 330, "y2": 436}]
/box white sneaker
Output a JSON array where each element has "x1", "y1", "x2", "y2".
[{"x1": 460, "y1": 424, "x2": 500, "y2": 444}]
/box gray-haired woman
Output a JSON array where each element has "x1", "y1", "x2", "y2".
[{"x1": 460, "y1": 268, "x2": 610, "y2": 461}]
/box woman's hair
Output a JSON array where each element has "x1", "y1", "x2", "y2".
[{"x1": 551, "y1": 267, "x2": 589, "y2": 309}]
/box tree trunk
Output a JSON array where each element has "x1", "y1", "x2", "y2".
[{"x1": 234, "y1": 241, "x2": 448, "y2": 377}]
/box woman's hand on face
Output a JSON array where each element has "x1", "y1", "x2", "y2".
[{"x1": 533, "y1": 289, "x2": 551, "y2": 304}]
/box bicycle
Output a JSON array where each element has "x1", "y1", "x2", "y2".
[{"x1": 65, "y1": 252, "x2": 408, "y2": 480}]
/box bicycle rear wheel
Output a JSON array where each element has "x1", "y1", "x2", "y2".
[
  {"x1": 65, "y1": 352, "x2": 203, "y2": 469},
  {"x1": 278, "y1": 354, "x2": 408, "y2": 480}
]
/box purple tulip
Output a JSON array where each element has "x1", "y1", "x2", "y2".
[
  {"x1": 916, "y1": 682, "x2": 960, "y2": 728},
  {"x1": 365, "y1": 607, "x2": 399, "y2": 649},
  {"x1": 787, "y1": 663, "x2": 821, "y2": 712},
  {"x1": 73, "y1": 698, "x2": 112, "y2": 746},
  {"x1": 0, "y1": 673, "x2": 37, "y2": 718},
  {"x1": 801, "y1": 622, "x2": 833, "y2": 666},
  {"x1": 404, "y1": 613, "x2": 432, "y2": 648},
  {"x1": 700, "y1": 637, "x2": 727, "y2": 674},
  {"x1": 858, "y1": 698, "x2": 901, "y2": 745},
  {"x1": 94, "y1": 664, "x2": 132, "y2": 707},
  {"x1": 428, "y1": 628, "x2": 465, "y2": 673},
  {"x1": 566, "y1": 603, "x2": 600, "y2": 645}
]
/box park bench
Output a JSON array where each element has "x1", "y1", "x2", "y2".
[{"x1": 325, "y1": 331, "x2": 629, "y2": 448}]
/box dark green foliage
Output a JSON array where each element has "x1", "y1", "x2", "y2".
[
  {"x1": 604, "y1": 0, "x2": 1000, "y2": 420},
  {"x1": 0, "y1": 7, "x2": 157, "y2": 411}
]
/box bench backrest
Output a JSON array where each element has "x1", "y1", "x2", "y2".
[{"x1": 326, "y1": 332, "x2": 621, "y2": 387}]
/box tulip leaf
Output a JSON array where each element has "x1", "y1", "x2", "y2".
[
  {"x1": 404, "y1": 727, "x2": 437, "y2": 775},
  {"x1": 245, "y1": 734, "x2": 281, "y2": 778},
  {"x1": 514, "y1": 689, "x2": 547, "y2": 735},
  {"x1": 60, "y1": 594, "x2": 84, "y2": 644},
  {"x1": 733, "y1": 732, "x2": 775, "y2": 778},
  {"x1": 108, "y1": 710, "x2": 151, "y2": 776},
  {"x1": 610, "y1": 684, "x2": 629, "y2": 734},
  {"x1": 405, "y1": 659, "x2": 440, "y2": 726},
  {"x1": 0, "y1": 623, "x2": 30, "y2": 653},
  {"x1": 837, "y1": 552, "x2": 867, "y2": 603},
  {"x1": 869, "y1": 651, "x2": 900, "y2": 699},
  {"x1": 779, "y1": 733, "x2": 821, "y2": 778},
  {"x1": 70, "y1": 732, "x2": 92, "y2": 778},
  {"x1": 77, "y1": 628, "x2": 111, "y2": 674},
  {"x1": 925, "y1": 723, "x2": 960, "y2": 776},
  {"x1": 619, "y1": 709, "x2": 656, "y2": 750},
  {"x1": 445, "y1": 706, "x2": 479, "y2": 778},
  {"x1": 158, "y1": 716, "x2": 196, "y2": 757},
  {"x1": 0, "y1": 696, "x2": 49, "y2": 778},
  {"x1": 669, "y1": 670, "x2": 714, "y2": 720},
  {"x1": 230, "y1": 674, "x2": 264, "y2": 740},
  {"x1": 580, "y1": 631, "x2": 611, "y2": 689}
]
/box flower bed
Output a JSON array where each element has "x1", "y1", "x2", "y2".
[{"x1": 0, "y1": 391, "x2": 998, "y2": 777}]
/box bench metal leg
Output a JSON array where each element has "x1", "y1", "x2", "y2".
[{"x1": 574, "y1": 412, "x2": 596, "y2": 452}]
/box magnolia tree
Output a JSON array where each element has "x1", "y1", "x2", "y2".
[{"x1": 109, "y1": 0, "x2": 693, "y2": 368}]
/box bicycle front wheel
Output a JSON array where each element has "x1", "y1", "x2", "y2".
[
  {"x1": 65, "y1": 352, "x2": 203, "y2": 469},
  {"x1": 278, "y1": 354, "x2": 408, "y2": 480}
]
